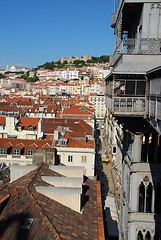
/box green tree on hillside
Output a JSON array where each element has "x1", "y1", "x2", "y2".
[
  {"x1": 0, "y1": 73, "x2": 5, "y2": 79},
  {"x1": 27, "y1": 74, "x2": 39, "y2": 82}
]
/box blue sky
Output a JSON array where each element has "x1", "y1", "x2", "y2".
[{"x1": 0, "y1": 0, "x2": 115, "y2": 69}]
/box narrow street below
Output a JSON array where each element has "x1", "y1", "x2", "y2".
[{"x1": 96, "y1": 123, "x2": 119, "y2": 239}]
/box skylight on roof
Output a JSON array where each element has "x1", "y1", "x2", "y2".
[{"x1": 21, "y1": 218, "x2": 33, "y2": 230}]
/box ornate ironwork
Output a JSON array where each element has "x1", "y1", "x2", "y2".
[
  {"x1": 112, "y1": 38, "x2": 161, "y2": 57},
  {"x1": 113, "y1": 97, "x2": 145, "y2": 114}
]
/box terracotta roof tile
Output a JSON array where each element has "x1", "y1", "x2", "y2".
[{"x1": 0, "y1": 163, "x2": 104, "y2": 240}]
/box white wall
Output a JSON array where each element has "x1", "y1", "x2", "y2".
[{"x1": 57, "y1": 146, "x2": 95, "y2": 177}]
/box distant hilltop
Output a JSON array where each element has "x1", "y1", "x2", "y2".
[
  {"x1": 37, "y1": 55, "x2": 110, "y2": 70},
  {"x1": 59, "y1": 55, "x2": 91, "y2": 64}
]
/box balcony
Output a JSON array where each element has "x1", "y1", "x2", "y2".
[
  {"x1": 12, "y1": 155, "x2": 21, "y2": 159},
  {"x1": 107, "y1": 96, "x2": 146, "y2": 116},
  {"x1": 110, "y1": 38, "x2": 161, "y2": 66}
]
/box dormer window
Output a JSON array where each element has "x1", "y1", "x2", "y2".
[
  {"x1": 0, "y1": 148, "x2": 6, "y2": 155},
  {"x1": 13, "y1": 148, "x2": 20, "y2": 156},
  {"x1": 61, "y1": 140, "x2": 66, "y2": 146},
  {"x1": 27, "y1": 148, "x2": 33, "y2": 156},
  {"x1": 0, "y1": 124, "x2": 4, "y2": 130},
  {"x1": 80, "y1": 107, "x2": 86, "y2": 112},
  {"x1": 28, "y1": 126, "x2": 34, "y2": 131},
  {"x1": 58, "y1": 138, "x2": 67, "y2": 146}
]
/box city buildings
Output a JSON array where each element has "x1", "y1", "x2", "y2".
[{"x1": 105, "y1": 0, "x2": 161, "y2": 239}]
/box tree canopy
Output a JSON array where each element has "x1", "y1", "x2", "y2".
[
  {"x1": 0, "y1": 73, "x2": 5, "y2": 79},
  {"x1": 35, "y1": 55, "x2": 109, "y2": 70}
]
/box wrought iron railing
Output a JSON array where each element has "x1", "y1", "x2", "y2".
[
  {"x1": 110, "y1": 38, "x2": 161, "y2": 66},
  {"x1": 113, "y1": 97, "x2": 145, "y2": 114},
  {"x1": 12, "y1": 155, "x2": 21, "y2": 158},
  {"x1": 26, "y1": 155, "x2": 33, "y2": 159}
]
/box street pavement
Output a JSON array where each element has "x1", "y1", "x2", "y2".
[{"x1": 98, "y1": 134, "x2": 119, "y2": 239}]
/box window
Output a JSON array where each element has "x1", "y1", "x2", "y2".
[
  {"x1": 137, "y1": 231, "x2": 143, "y2": 240},
  {"x1": 28, "y1": 126, "x2": 34, "y2": 131},
  {"x1": 68, "y1": 155, "x2": 73, "y2": 162},
  {"x1": 136, "y1": 81, "x2": 146, "y2": 95},
  {"x1": 0, "y1": 148, "x2": 6, "y2": 155},
  {"x1": 82, "y1": 156, "x2": 87, "y2": 163},
  {"x1": 59, "y1": 139, "x2": 67, "y2": 146},
  {"x1": 113, "y1": 146, "x2": 116, "y2": 154},
  {"x1": 14, "y1": 149, "x2": 20, "y2": 155},
  {"x1": 80, "y1": 107, "x2": 86, "y2": 112},
  {"x1": 145, "y1": 231, "x2": 151, "y2": 240},
  {"x1": 27, "y1": 149, "x2": 33, "y2": 156},
  {"x1": 137, "y1": 231, "x2": 151, "y2": 240},
  {"x1": 138, "y1": 180, "x2": 152, "y2": 213},
  {"x1": 126, "y1": 81, "x2": 135, "y2": 95}
]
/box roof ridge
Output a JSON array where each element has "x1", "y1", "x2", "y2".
[
  {"x1": 27, "y1": 163, "x2": 45, "y2": 188},
  {"x1": 26, "y1": 187, "x2": 62, "y2": 240}
]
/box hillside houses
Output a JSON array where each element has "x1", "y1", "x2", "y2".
[
  {"x1": 0, "y1": 63, "x2": 107, "y2": 180},
  {"x1": 0, "y1": 63, "x2": 106, "y2": 238},
  {"x1": 0, "y1": 63, "x2": 107, "y2": 124}
]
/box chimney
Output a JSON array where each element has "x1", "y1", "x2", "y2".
[
  {"x1": 5, "y1": 116, "x2": 15, "y2": 135},
  {"x1": 37, "y1": 118, "x2": 44, "y2": 139}
]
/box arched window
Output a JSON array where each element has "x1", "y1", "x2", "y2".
[
  {"x1": 138, "y1": 180, "x2": 153, "y2": 213},
  {"x1": 146, "y1": 182, "x2": 152, "y2": 213},
  {"x1": 137, "y1": 231, "x2": 143, "y2": 240},
  {"x1": 139, "y1": 182, "x2": 145, "y2": 212},
  {"x1": 145, "y1": 231, "x2": 151, "y2": 240}
]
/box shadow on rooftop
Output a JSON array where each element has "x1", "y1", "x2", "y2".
[
  {"x1": 0, "y1": 213, "x2": 30, "y2": 240},
  {"x1": 81, "y1": 182, "x2": 89, "y2": 211}
]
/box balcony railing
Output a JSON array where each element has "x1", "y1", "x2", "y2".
[
  {"x1": 12, "y1": 155, "x2": 21, "y2": 159},
  {"x1": 0, "y1": 154, "x2": 7, "y2": 158},
  {"x1": 110, "y1": 38, "x2": 161, "y2": 66},
  {"x1": 111, "y1": 97, "x2": 146, "y2": 115},
  {"x1": 149, "y1": 96, "x2": 161, "y2": 120}
]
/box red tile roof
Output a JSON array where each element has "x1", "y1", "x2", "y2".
[
  {"x1": 43, "y1": 118, "x2": 92, "y2": 136},
  {"x1": 0, "y1": 138, "x2": 53, "y2": 155},
  {"x1": 0, "y1": 116, "x2": 5, "y2": 125},
  {"x1": 66, "y1": 138, "x2": 94, "y2": 148},
  {"x1": 0, "y1": 163, "x2": 104, "y2": 240},
  {"x1": 19, "y1": 117, "x2": 40, "y2": 130},
  {"x1": 62, "y1": 105, "x2": 94, "y2": 116}
]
